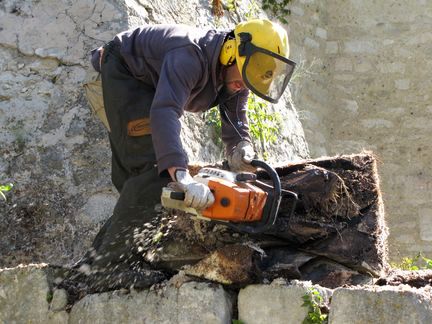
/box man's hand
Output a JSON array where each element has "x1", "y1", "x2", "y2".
[
  {"x1": 227, "y1": 140, "x2": 256, "y2": 172},
  {"x1": 173, "y1": 169, "x2": 214, "y2": 210}
]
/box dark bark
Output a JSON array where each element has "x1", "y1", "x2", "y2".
[
  {"x1": 376, "y1": 269, "x2": 432, "y2": 288},
  {"x1": 136, "y1": 153, "x2": 389, "y2": 288}
]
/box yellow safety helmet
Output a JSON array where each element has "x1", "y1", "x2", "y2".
[{"x1": 220, "y1": 19, "x2": 296, "y2": 103}]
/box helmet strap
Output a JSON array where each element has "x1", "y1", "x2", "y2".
[{"x1": 238, "y1": 32, "x2": 252, "y2": 56}]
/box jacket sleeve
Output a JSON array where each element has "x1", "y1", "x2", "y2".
[
  {"x1": 150, "y1": 46, "x2": 204, "y2": 175},
  {"x1": 220, "y1": 88, "x2": 252, "y2": 154}
]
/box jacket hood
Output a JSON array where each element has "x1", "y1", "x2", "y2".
[{"x1": 198, "y1": 30, "x2": 229, "y2": 93}]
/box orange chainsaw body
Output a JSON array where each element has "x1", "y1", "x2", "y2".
[{"x1": 201, "y1": 177, "x2": 268, "y2": 222}]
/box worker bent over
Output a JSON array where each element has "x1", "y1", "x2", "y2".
[{"x1": 73, "y1": 19, "x2": 296, "y2": 291}]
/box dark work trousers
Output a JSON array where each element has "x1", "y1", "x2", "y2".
[{"x1": 82, "y1": 42, "x2": 170, "y2": 273}]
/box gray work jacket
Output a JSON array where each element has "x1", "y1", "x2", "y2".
[{"x1": 92, "y1": 24, "x2": 250, "y2": 174}]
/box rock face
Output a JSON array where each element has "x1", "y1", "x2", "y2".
[
  {"x1": 0, "y1": 0, "x2": 308, "y2": 268},
  {"x1": 2, "y1": 264, "x2": 432, "y2": 324}
]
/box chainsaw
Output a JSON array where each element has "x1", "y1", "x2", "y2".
[{"x1": 161, "y1": 159, "x2": 298, "y2": 234}]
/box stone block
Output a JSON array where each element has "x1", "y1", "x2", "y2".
[
  {"x1": 360, "y1": 119, "x2": 394, "y2": 129},
  {"x1": 238, "y1": 281, "x2": 331, "y2": 324},
  {"x1": 304, "y1": 37, "x2": 320, "y2": 49},
  {"x1": 50, "y1": 288, "x2": 68, "y2": 312},
  {"x1": 329, "y1": 285, "x2": 432, "y2": 324},
  {"x1": 291, "y1": 6, "x2": 305, "y2": 16},
  {"x1": 0, "y1": 264, "x2": 68, "y2": 323},
  {"x1": 335, "y1": 58, "x2": 353, "y2": 71},
  {"x1": 395, "y1": 79, "x2": 410, "y2": 90},
  {"x1": 419, "y1": 208, "x2": 432, "y2": 241},
  {"x1": 326, "y1": 41, "x2": 338, "y2": 54},
  {"x1": 377, "y1": 62, "x2": 406, "y2": 74},
  {"x1": 344, "y1": 40, "x2": 377, "y2": 54},
  {"x1": 340, "y1": 99, "x2": 359, "y2": 114},
  {"x1": 69, "y1": 282, "x2": 233, "y2": 323},
  {"x1": 355, "y1": 61, "x2": 372, "y2": 73},
  {"x1": 315, "y1": 27, "x2": 327, "y2": 39}
]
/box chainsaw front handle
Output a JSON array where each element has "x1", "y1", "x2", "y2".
[{"x1": 228, "y1": 159, "x2": 282, "y2": 234}]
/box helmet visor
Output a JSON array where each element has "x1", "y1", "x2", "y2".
[{"x1": 241, "y1": 47, "x2": 296, "y2": 103}]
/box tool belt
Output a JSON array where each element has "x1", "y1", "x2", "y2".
[{"x1": 83, "y1": 41, "x2": 152, "y2": 136}]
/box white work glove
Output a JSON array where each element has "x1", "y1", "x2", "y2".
[
  {"x1": 227, "y1": 140, "x2": 256, "y2": 172},
  {"x1": 174, "y1": 169, "x2": 215, "y2": 210}
]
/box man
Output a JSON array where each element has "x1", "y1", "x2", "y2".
[{"x1": 76, "y1": 19, "x2": 296, "y2": 290}]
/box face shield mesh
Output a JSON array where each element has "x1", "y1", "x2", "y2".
[{"x1": 241, "y1": 48, "x2": 296, "y2": 103}]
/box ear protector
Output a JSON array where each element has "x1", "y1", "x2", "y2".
[{"x1": 219, "y1": 38, "x2": 237, "y2": 66}]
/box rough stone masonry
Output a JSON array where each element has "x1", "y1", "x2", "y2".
[{"x1": 287, "y1": 0, "x2": 432, "y2": 260}]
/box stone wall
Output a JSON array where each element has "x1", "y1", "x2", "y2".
[
  {"x1": 287, "y1": 0, "x2": 432, "y2": 260},
  {"x1": 0, "y1": 0, "x2": 308, "y2": 268},
  {"x1": 2, "y1": 265, "x2": 432, "y2": 324}
]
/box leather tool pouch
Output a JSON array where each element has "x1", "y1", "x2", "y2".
[{"x1": 83, "y1": 72, "x2": 111, "y2": 132}]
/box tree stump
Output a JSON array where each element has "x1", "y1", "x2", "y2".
[{"x1": 135, "y1": 152, "x2": 389, "y2": 289}]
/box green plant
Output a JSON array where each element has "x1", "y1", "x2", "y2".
[
  {"x1": 205, "y1": 94, "x2": 281, "y2": 157},
  {"x1": 211, "y1": 0, "x2": 292, "y2": 23},
  {"x1": 302, "y1": 287, "x2": 328, "y2": 324},
  {"x1": 226, "y1": 0, "x2": 238, "y2": 13},
  {"x1": 391, "y1": 253, "x2": 432, "y2": 270},
  {"x1": 290, "y1": 57, "x2": 320, "y2": 85},
  {"x1": 247, "y1": 94, "x2": 282, "y2": 156},
  {"x1": 232, "y1": 320, "x2": 245, "y2": 324},
  {"x1": 245, "y1": 0, "x2": 261, "y2": 19},
  {"x1": 423, "y1": 255, "x2": 432, "y2": 269},
  {"x1": 0, "y1": 183, "x2": 13, "y2": 201},
  {"x1": 204, "y1": 106, "x2": 223, "y2": 147},
  {"x1": 262, "y1": 0, "x2": 292, "y2": 24},
  {"x1": 46, "y1": 291, "x2": 54, "y2": 303},
  {"x1": 288, "y1": 57, "x2": 320, "y2": 100}
]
